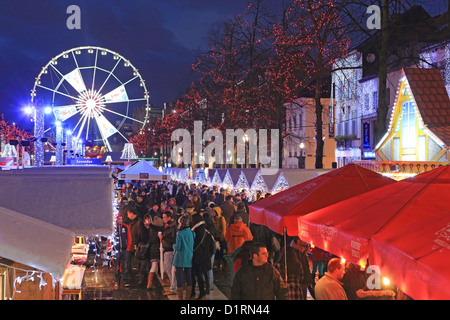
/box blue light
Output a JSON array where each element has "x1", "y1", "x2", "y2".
[
  {"x1": 24, "y1": 106, "x2": 33, "y2": 114},
  {"x1": 44, "y1": 107, "x2": 52, "y2": 114}
]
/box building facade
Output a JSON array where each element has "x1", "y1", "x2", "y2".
[
  {"x1": 331, "y1": 6, "x2": 449, "y2": 168},
  {"x1": 283, "y1": 98, "x2": 336, "y2": 169}
]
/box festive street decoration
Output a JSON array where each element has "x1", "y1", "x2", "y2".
[
  {"x1": 56, "y1": 124, "x2": 63, "y2": 166},
  {"x1": 235, "y1": 171, "x2": 250, "y2": 191},
  {"x1": 271, "y1": 172, "x2": 290, "y2": 194},
  {"x1": 250, "y1": 170, "x2": 269, "y2": 198},
  {"x1": 85, "y1": 145, "x2": 107, "y2": 158},
  {"x1": 34, "y1": 107, "x2": 45, "y2": 167},
  {"x1": 120, "y1": 143, "x2": 137, "y2": 161},
  {"x1": 211, "y1": 170, "x2": 222, "y2": 187},
  {"x1": 222, "y1": 170, "x2": 234, "y2": 190},
  {"x1": 2, "y1": 143, "x2": 17, "y2": 158}
]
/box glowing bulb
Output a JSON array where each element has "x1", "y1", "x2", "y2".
[
  {"x1": 44, "y1": 107, "x2": 52, "y2": 114},
  {"x1": 383, "y1": 277, "x2": 390, "y2": 286},
  {"x1": 24, "y1": 106, "x2": 33, "y2": 114}
]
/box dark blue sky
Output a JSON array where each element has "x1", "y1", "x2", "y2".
[{"x1": 0, "y1": 0, "x2": 447, "y2": 132}]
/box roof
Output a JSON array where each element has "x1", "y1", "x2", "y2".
[
  {"x1": 119, "y1": 160, "x2": 169, "y2": 181},
  {"x1": 377, "y1": 67, "x2": 450, "y2": 150},
  {"x1": 404, "y1": 68, "x2": 450, "y2": 146},
  {"x1": 0, "y1": 166, "x2": 113, "y2": 236},
  {"x1": 0, "y1": 206, "x2": 74, "y2": 276}
]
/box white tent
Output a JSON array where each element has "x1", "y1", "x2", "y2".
[
  {"x1": 0, "y1": 206, "x2": 74, "y2": 277},
  {"x1": 119, "y1": 160, "x2": 170, "y2": 181}
]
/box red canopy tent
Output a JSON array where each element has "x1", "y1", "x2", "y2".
[
  {"x1": 369, "y1": 210, "x2": 450, "y2": 300},
  {"x1": 298, "y1": 165, "x2": 450, "y2": 295},
  {"x1": 249, "y1": 164, "x2": 395, "y2": 236}
]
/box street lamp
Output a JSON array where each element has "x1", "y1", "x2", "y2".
[{"x1": 299, "y1": 142, "x2": 305, "y2": 169}]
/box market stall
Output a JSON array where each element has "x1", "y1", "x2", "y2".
[
  {"x1": 369, "y1": 209, "x2": 450, "y2": 300},
  {"x1": 0, "y1": 166, "x2": 113, "y2": 236},
  {"x1": 0, "y1": 206, "x2": 75, "y2": 299},
  {"x1": 297, "y1": 165, "x2": 450, "y2": 285},
  {"x1": 119, "y1": 160, "x2": 170, "y2": 182}
]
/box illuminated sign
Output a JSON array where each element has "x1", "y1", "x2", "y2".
[
  {"x1": 67, "y1": 158, "x2": 102, "y2": 165},
  {"x1": 363, "y1": 151, "x2": 376, "y2": 159}
]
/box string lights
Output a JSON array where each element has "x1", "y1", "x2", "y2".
[{"x1": 0, "y1": 261, "x2": 54, "y2": 300}]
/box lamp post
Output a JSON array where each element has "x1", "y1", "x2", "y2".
[{"x1": 299, "y1": 142, "x2": 305, "y2": 169}]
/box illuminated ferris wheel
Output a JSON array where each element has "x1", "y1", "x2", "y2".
[{"x1": 31, "y1": 46, "x2": 150, "y2": 152}]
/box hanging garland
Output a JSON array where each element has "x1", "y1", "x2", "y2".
[{"x1": 0, "y1": 261, "x2": 54, "y2": 300}]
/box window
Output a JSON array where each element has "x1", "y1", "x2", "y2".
[
  {"x1": 364, "y1": 93, "x2": 370, "y2": 113},
  {"x1": 418, "y1": 136, "x2": 426, "y2": 161},
  {"x1": 372, "y1": 91, "x2": 378, "y2": 111},
  {"x1": 401, "y1": 101, "x2": 416, "y2": 148},
  {"x1": 393, "y1": 138, "x2": 400, "y2": 161}
]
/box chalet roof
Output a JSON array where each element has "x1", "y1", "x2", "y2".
[{"x1": 403, "y1": 68, "x2": 450, "y2": 146}]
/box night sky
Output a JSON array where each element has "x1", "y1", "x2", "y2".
[
  {"x1": 0, "y1": 0, "x2": 264, "y2": 130},
  {"x1": 0, "y1": 0, "x2": 447, "y2": 132}
]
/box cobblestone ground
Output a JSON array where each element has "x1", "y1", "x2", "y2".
[{"x1": 83, "y1": 254, "x2": 232, "y2": 300}]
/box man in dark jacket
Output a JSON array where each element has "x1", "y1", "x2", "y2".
[
  {"x1": 220, "y1": 195, "x2": 237, "y2": 226},
  {"x1": 231, "y1": 242, "x2": 288, "y2": 300},
  {"x1": 113, "y1": 214, "x2": 131, "y2": 288},
  {"x1": 159, "y1": 211, "x2": 178, "y2": 295},
  {"x1": 277, "y1": 237, "x2": 313, "y2": 300},
  {"x1": 215, "y1": 188, "x2": 226, "y2": 206},
  {"x1": 191, "y1": 214, "x2": 216, "y2": 300},
  {"x1": 125, "y1": 206, "x2": 146, "y2": 287}
]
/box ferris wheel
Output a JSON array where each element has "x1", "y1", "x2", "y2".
[{"x1": 31, "y1": 46, "x2": 150, "y2": 152}]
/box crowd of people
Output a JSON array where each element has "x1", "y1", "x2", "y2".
[{"x1": 112, "y1": 179, "x2": 399, "y2": 300}]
